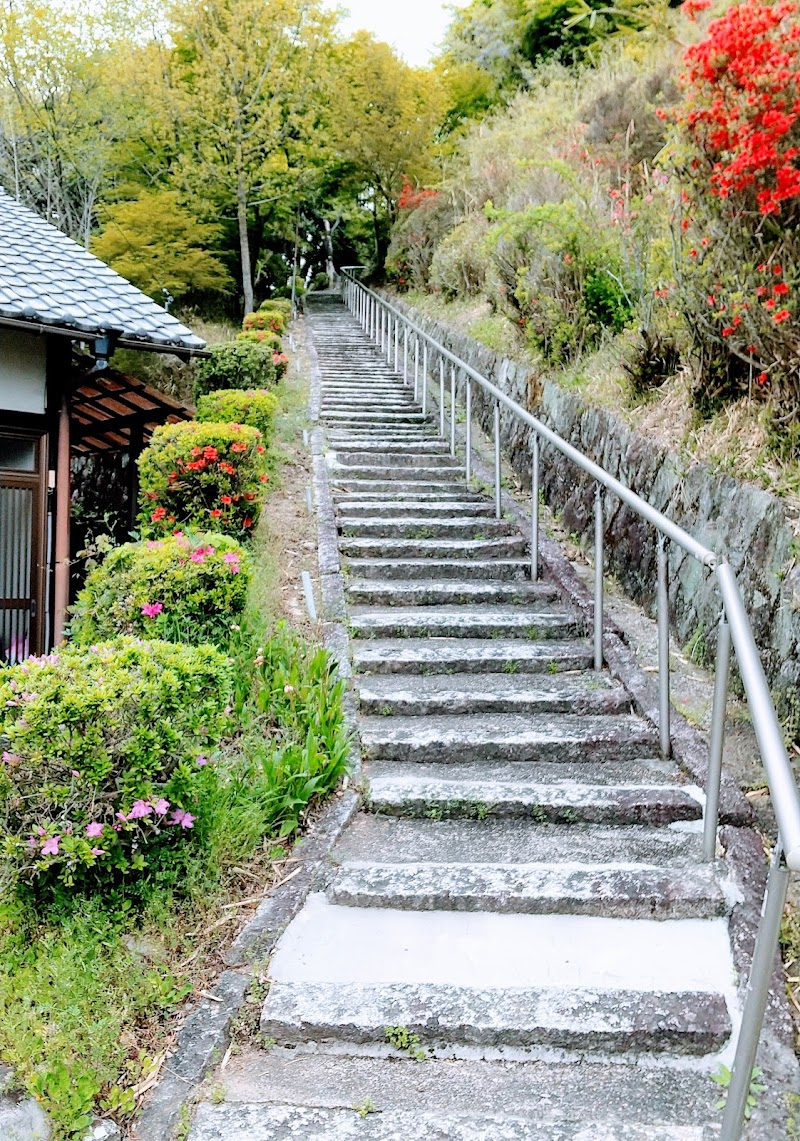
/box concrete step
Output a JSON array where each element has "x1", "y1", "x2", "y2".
[
  {"x1": 346, "y1": 578, "x2": 555, "y2": 606},
  {"x1": 345, "y1": 557, "x2": 532, "y2": 580},
  {"x1": 352, "y1": 637, "x2": 593, "y2": 675},
  {"x1": 340, "y1": 536, "x2": 530, "y2": 560},
  {"x1": 363, "y1": 762, "x2": 704, "y2": 826},
  {"x1": 332, "y1": 453, "x2": 464, "y2": 469},
  {"x1": 339, "y1": 500, "x2": 495, "y2": 518},
  {"x1": 328, "y1": 440, "x2": 451, "y2": 454},
  {"x1": 339, "y1": 517, "x2": 519, "y2": 540},
  {"x1": 348, "y1": 604, "x2": 580, "y2": 640},
  {"x1": 359, "y1": 712, "x2": 659, "y2": 765},
  {"x1": 356, "y1": 671, "x2": 630, "y2": 716},
  {"x1": 323, "y1": 412, "x2": 432, "y2": 425},
  {"x1": 189, "y1": 1103, "x2": 714, "y2": 1140},
  {"x1": 328, "y1": 860, "x2": 727, "y2": 920},
  {"x1": 188, "y1": 1048, "x2": 721, "y2": 1137},
  {"x1": 332, "y1": 480, "x2": 471, "y2": 496},
  {"x1": 330, "y1": 464, "x2": 464, "y2": 483}
]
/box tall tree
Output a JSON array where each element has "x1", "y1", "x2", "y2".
[{"x1": 170, "y1": 0, "x2": 337, "y2": 314}]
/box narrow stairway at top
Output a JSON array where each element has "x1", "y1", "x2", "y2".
[{"x1": 189, "y1": 294, "x2": 761, "y2": 1140}]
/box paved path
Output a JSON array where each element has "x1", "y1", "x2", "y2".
[{"x1": 188, "y1": 298, "x2": 761, "y2": 1139}]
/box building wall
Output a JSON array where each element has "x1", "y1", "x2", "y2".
[{"x1": 0, "y1": 327, "x2": 47, "y2": 415}]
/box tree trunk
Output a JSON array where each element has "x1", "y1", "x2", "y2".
[
  {"x1": 237, "y1": 167, "x2": 254, "y2": 315},
  {"x1": 323, "y1": 218, "x2": 336, "y2": 288}
]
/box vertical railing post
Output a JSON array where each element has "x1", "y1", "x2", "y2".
[
  {"x1": 394, "y1": 320, "x2": 399, "y2": 373},
  {"x1": 439, "y1": 358, "x2": 445, "y2": 437},
  {"x1": 422, "y1": 343, "x2": 428, "y2": 417},
  {"x1": 387, "y1": 314, "x2": 392, "y2": 365},
  {"x1": 704, "y1": 612, "x2": 731, "y2": 861},
  {"x1": 403, "y1": 327, "x2": 408, "y2": 385},
  {"x1": 450, "y1": 365, "x2": 456, "y2": 457},
  {"x1": 657, "y1": 534, "x2": 671, "y2": 758},
  {"x1": 494, "y1": 401, "x2": 502, "y2": 519},
  {"x1": 465, "y1": 380, "x2": 472, "y2": 480},
  {"x1": 594, "y1": 485, "x2": 604, "y2": 671},
  {"x1": 531, "y1": 433, "x2": 540, "y2": 581},
  {"x1": 414, "y1": 337, "x2": 419, "y2": 401},
  {"x1": 720, "y1": 845, "x2": 791, "y2": 1141}
]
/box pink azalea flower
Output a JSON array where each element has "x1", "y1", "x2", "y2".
[
  {"x1": 195, "y1": 755, "x2": 209, "y2": 767},
  {"x1": 90, "y1": 847, "x2": 105, "y2": 857},
  {"x1": 41, "y1": 836, "x2": 60, "y2": 856},
  {"x1": 2, "y1": 751, "x2": 20, "y2": 765},
  {"x1": 154, "y1": 798, "x2": 170, "y2": 815},
  {"x1": 169, "y1": 810, "x2": 196, "y2": 829},
  {"x1": 141, "y1": 602, "x2": 164, "y2": 618},
  {"x1": 86, "y1": 822, "x2": 104, "y2": 838},
  {"x1": 128, "y1": 800, "x2": 153, "y2": 820},
  {"x1": 190, "y1": 550, "x2": 206, "y2": 564},
  {"x1": 115, "y1": 811, "x2": 128, "y2": 823}
]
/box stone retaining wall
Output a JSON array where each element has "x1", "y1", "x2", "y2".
[{"x1": 381, "y1": 291, "x2": 800, "y2": 725}]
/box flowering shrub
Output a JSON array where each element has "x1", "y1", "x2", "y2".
[
  {"x1": 138, "y1": 421, "x2": 268, "y2": 540},
  {"x1": 0, "y1": 638, "x2": 232, "y2": 894},
  {"x1": 196, "y1": 388, "x2": 279, "y2": 438},
  {"x1": 237, "y1": 329, "x2": 282, "y2": 350},
  {"x1": 71, "y1": 532, "x2": 251, "y2": 648},
  {"x1": 397, "y1": 176, "x2": 440, "y2": 212},
  {"x1": 243, "y1": 309, "x2": 286, "y2": 335},
  {"x1": 273, "y1": 351, "x2": 289, "y2": 379},
  {"x1": 259, "y1": 297, "x2": 292, "y2": 317},
  {"x1": 193, "y1": 341, "x2": 276, "y2": 400}
]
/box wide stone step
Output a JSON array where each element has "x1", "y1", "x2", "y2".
[
  {"x1": 329, "y1": 440, "x2": 451, "y2": 454},
  {"x1": 329, "y1": 861, "x2": 727, "y2": 920},
  {"x1": 323, "y1": 412, "x2": 431, "y2": 424},
  {"x1": 348, "y1": 604, "x2": 580, "y2": 640},
  {"x1": 340, "y1": 536, "x2": 529, "y2": 559},
  {"x1": 352, "y1": 637, "x2": 592, "y2": 674},
  {"x1": 332, "y1": 452, "x2": 463, "y2": 469},
  {"x1": 339, "y1": 517, "x2": 519, "y2": 540},
  {"x1": 189, "y1": 1104, "x2": 712, "y2": 1140},
  {"x1": 364, "y1": 764, "x2": 704, "y2": 826},
  {"x1": 360, "y1": 712, "x2": 659, "y2": 764},
  {"x1": 339, "y1": 500, "x2": 495, "y2": 518},
  {"x1": 331, "y1": 464, "x2": 464, "y2": 482},
  {"x1": 262, "y1": 970, "x2": 731, "y2": 1058},
  {"x1": 345, "y1": 557, "x2": 532, "y2": 580},
  {"x1": 332, "y1": 480, "x2": 471, "y2": 496},
  {"x1": 356, "y1": 671, "x2": 629, "y2": 716},
  {"x1": 346, "y1": 578, "x2": 555, "y2": 606}
]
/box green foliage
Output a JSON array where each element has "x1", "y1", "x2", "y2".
[
  {"x1": 386, "y1": 195, "x2": 455, "y2": 290},
  {"x1": 384, "y1": 1025, "x2": 426, "y2": 1060},
  {"x1": 196, "y1": 388, "x2": 280, "y2": 438},
  {"x1": 712, "y1": 1065, "x2": 765, "y2": 1121},
  {"x1": 243, "y1": 309, "x2": 287, "y2": 335},
  {"x1": 237, "y1": 329, "x2": 282, "y2": 350},
  {"x1": 71, "y1": 532, "x2": 251, "y2": 648},
  {"x1": 138, "y1": 420, "x2": 268, "y2": 540},
  {"x1": 259, "y1": 298, "x2": 293, "y2": 316},
  {"x1": 429, "y1": 215, "x2": 489, "y2": 299},
  {"x1": 194, "y1": 341, "x2": 277, "y2": 400},
  {"x1": 0, "y1": 638, "x2": 232, "y2": 896},
  {"x1": 92, "y1": 191, "x2": 233, "y2": 302}
]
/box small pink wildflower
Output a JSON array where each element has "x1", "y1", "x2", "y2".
[
  {"x1": 90, "y1": 847, "x2": 105, "y2": 857},
  {"x1": 195, "y1": 755, "x2": 209, "y2": 767},
  {"x1": 41, "y1": 836, "x2": 60, "y2": 856},
  {"x1": 154, "y1": 798, "x2": 170, "y2": 815},
  {"x1": 86, "y1": 822, "x2": 104, "y2": 838},
  {"x1": 115, "y1": 811, "x2": 129, "y2": 823},
  {"x1": 141, "y1": 602, "x2": 164, "y2": 618},
  {"x1": 169, "y1": 810, "x2": 196, "y2": 829},
  {"x1": 128, "y1": 800, "x2": 153, "y2": 820},
  {"x1": 2, "y1": 751, "x2": 20, "y2": 765},
  {"x1": 190, "y1": 549, "x2": 207, "y2": 564}
]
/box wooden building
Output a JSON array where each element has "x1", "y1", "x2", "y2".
[{"x1": 0, "y1": 189, "x2": 206, "y2": 664}]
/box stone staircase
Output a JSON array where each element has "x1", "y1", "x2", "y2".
[{"x1": 188, "y1": 298, "x2": 747, "y2": 1139}]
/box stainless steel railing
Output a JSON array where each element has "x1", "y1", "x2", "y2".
[{"x1": 340, "y1": 266, "x2": 800, "y2": 1139}]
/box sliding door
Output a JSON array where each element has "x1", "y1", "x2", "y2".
[{"x1": 0, "y1": 431, "x2": 47, "y2": 664}]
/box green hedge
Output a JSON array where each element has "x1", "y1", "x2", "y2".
[
  {"x1": 138, "y1": 421, "x2": 268, "y2": 540},
  {"x1": 0, "y1": 638, "x2": 232, "y2": 894},
  {"x1": 71, "y1": 532, "x2": 251, "y2": 648},
  {"x1": 193, "y1": 341, "x2": 276, "y2": 401},
  {"x1": 243, "y1": 310, "x2": 286, "y2": 335},
  {"x1": 237, "y1": 329, "x2": 281, "y2": 350},
  {"x1": 196, "y1": 389, "x2": 280, "y2": 438},
  {"x1": 259, "y1": 298, "x2": 292, "y2": 317}
]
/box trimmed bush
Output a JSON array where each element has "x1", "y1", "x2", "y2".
[
  {"x1": 0, "y1": 638, "x2": 232, "y2": 894},
  {"x1": 273, "y1": 352, "x2": 289, "y2": 380},
  {"x1": 196, "y1": 388, "x2": 279, "y2": 438},
  {"x1": 138, "y1": 421, "x2": 268, "y2": 540},
  {"x1": 429, "y1": 215, "x2": 489, "y2": 300},
  {"x1": 193, "y1": 341, "x2": 276, "y2": 401},
  {"x1": 71, "y1": 532, "x2": 251, "y2": 648},
  {"x1": 243, "y1": 309, "x2": 286, "y2": 335},
  {"x1": 259, "y1": 298, "x2": 292, "y2": 317},
  {"x1": 237, "y1": 329, "x2": 282, "y2": 350}
]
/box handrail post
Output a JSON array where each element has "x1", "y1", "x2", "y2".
[
  {"x1": 720, "y1": 844, "x2": 791, "y2": 1141},
  {"x1": 422, "y1": 343, "x2": 428, "y2": 416},
  {"x1": 657, "y1": 534, "x2": 671, "y2": 759},
  {"x1": 494, "y1": 401, "x2": 502, "y2": 519},
  {"x1": 387, "y1": 313, "x2": 392, "y2": 365},
  {"x1": 450, "y1": 365, "x2": 456, "y2": 457},
  {"x1": 394, "y1": 320, "x2": 399, "y2": 372},
  {"x1": 439, "y1": 358, "x2": 445, "y2": 437},
  {"x1": 414, "y1": 336, "x2": 419, "y2": 401},
  {"x1": 531, "y1": 433, "x2": 540, "y2": 581},
  {"x1": 403, "y1": 327, "x2": 408, "y2": 385},
  {"x1": 594, "y1": 485, "x2": 604, "y2": 671},
  {"x1": 704, "y1": 612, "x2": 731, "y2": 861},
  {"x1": 465, "y1": 380, "x2": 472, "y2": 480}
]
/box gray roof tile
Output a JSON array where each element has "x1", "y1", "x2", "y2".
[{"x1": 0, "y1": 189, "x2": 206, "y2": 353}]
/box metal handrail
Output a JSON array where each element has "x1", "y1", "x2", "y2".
[{"x1": 340, "y1": 266, "x2": 799, "y2": 1139}]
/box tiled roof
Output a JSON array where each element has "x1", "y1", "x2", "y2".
[{"x1": 0, "y1": 189, "x2": 206, "y2": 354}]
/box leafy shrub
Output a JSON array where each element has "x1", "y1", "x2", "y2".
[
  {"x1": 310, "y1": 272, "x2": 330, "y2": 291},
  {"x1": 259, "y1": 297, "x2": 292, "y2": 316},
  {"x1": 273, "y1": 351, "x2": 289, "y2": 380},
  {"x1": 138, "y1": 421, "x2": 268, "y2": 540},
  {"x1": 429, "y1": 215, "x2": 489, "y2": 299},
  {"x1": 193, "y1": 341, "x2": 276, "y2": 401},
  {"x1": 0, "y1": 638, "x2": 232, "y2": 895},
  {"x1": 237, "y1": 329, "x2": 282, "y2": 350},
  {"x1": 243, "y1": 309, "x2": 286, "y2": 335},
  {"x1": 71, "y1": 532, "x2": 251, "y2": 648},
  {"x1": 196, "y1": 389, "x2": 280, "y2": 438},
  {"x1": 386, "y1": 194, "x2": 455, "y2": 290}
]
